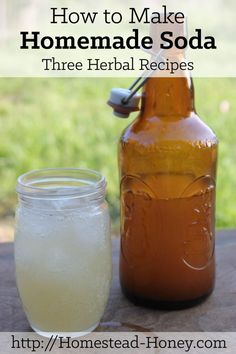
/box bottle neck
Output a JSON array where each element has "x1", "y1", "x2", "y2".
[{"x1": 141, "y1": 73, "x2": 195, "y2": 119}]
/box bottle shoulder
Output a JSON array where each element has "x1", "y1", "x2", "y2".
[{"x1": 120, "y1": 112, "x2": 218, "y2": 147}]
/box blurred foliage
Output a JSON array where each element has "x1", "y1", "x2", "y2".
[{"x1": 0, "y1": 78, "x2": 235, "y2": 229}]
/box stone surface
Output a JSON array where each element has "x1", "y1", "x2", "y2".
[{"x1": 0, "y1": 230, "x2": 236, "y2": 332}]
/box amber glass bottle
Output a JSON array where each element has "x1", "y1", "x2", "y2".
[{"x1": 119, "y1": 73, "x2": 218, "y2": 309}]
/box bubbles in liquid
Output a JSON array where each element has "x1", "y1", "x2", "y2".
[{"x1": 14, "y1": 202, "x2": 111, "y2": 332}]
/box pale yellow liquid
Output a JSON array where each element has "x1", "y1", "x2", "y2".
[{"x1": 14, "y1": 205, "x2": 111, "y2": 335}]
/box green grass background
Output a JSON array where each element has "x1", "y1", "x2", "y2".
[{"x1": 0, "y1": 78, "x2": 235, "y2": 228}]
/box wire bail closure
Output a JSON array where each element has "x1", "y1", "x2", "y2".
[{"x1": 107, "y1": 49, "x2": 165, "y2": 118}]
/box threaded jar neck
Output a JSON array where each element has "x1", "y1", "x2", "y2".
[{"x1": 16, "y1": 168, "x2": 107, "y2": 210}]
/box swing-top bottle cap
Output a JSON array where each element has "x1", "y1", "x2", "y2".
[{"x1": 107, "y1": 88, "x2": 141, "y2": 118}]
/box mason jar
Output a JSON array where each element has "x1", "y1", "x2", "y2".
[{"x1": 14, "y1": 168, "x2": 112, "y2": 337}]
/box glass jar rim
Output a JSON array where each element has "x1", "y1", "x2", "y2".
[{"x1": 16, "y1": 168, "x2": 106, "y2": 200}]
